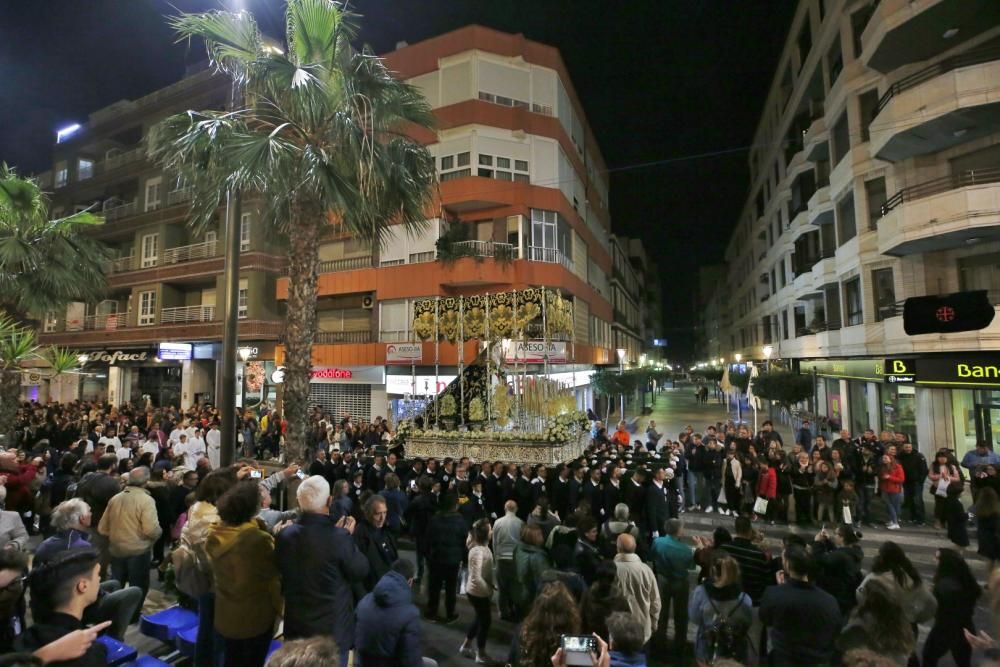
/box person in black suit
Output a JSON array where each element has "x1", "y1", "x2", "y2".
[
  {"x1": 602, "y1": 465, "x2": 623, "y2": 521},
  {"x1": 645, "y1": 466, "x2": 671, "y2": 540},
  {"x1": 568, "y1": 465, "x2": 586, "y2": 513},
  {"x1": 513, "y1": 466, "x2": 534, "y2": 521},
  {"x1": 483, "y1": 462, "x2": 502, "y2": 519},
  {"x1": 623, "y1": 468, "x2": 647, "y2": 534},
  {"x1": 582, "y1": 467, "x2": 603, "y2": 521},
  {"x1": 500, "y1": 464, "x2": 516, "y2": 508},
  {"x1": 549, "y1": 465, "x2": 571, "y2": 519}
]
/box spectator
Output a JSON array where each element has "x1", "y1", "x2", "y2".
[
  {"x1": 613, "y1": 533, "x2": 661, "y2": 646},
  {"x1": 0, "y1": 487, "x2": 28, "y2": 551},
  {"x1": 644, "y1": 467, "x2": 671, "y2": 539},
  {"x1": 897, "y1": 442, "x2": 927, "y2": 525},
  {"x1": 759, "y1": 544, "x2": 842, "y2": 666},
  {"x1": 512, "y1": 524, "x2": 551, "y2": 617},
  {"x1": 944, "y1": 481, "x2": 970, "y2": 551},
  {"x1": 527, "y1": 496, "x2": 560, "y2": 541},
  {"x1": 73, "y1": 454, "x2": 120, "y2": 573},
  {"x1": 0, "y1": 549, "x2": 29, "y2": 654},
  {"x1": 600, "y1": 503, "x2": 643, "y2": 559},
  {"x1": 459, "y1": 518, "x2": 494, "y2": 664},
  {"x1": 402, "y1": 476, "x2": 435, "y2": 585},
  {"x1": 961, "y1": 441, "x2": 1000, "y2": 500},
  {"x1": 276, "y1": 475, "x2": 367, "y2": 667},
  {"x1": 573, "y1": 515, "x2": 602, "y2": 586},
  {"x1": 813, "y1": 524, "x2": 865, "y2": 615},
  {"x1": 879, "y1": 453, "x2": 905, "y2": 530},
  {"x1": 492, "y1": 500, "x2": 524, "y2": 621},
  {"x1": 331, "y1": 479, "x2": 352, "y2": 521},
  {"x1": 381, "y1": 473, "x2": 409, "y2": 536},
  {"x1": 265, "y1": 636, "x2": 340, "y2": 667},
  {"x1": 517, "y1": 581, "x2": 581, "y2": 667},
  {"x1": 837, "y1": 575, "x2": 914, "y2": 666},
  {"x1": 96, "y1": 466, "x2": 161, "y2": 608},
  {"x1": 928, "y1": 451, "x2": 962, "y2": 530},
  {"x1": 651, "y1": 518, "x2": 693, "y2": 660},
  {"x1": 606, "y1": 611, "x2": 647, "y2": 667},
  {"x1": 256, "y1": 485, "x2": 297, "y2": 533},
  {"x1": 16, "y1": 549, "x2": 107, "y2": 666},
  {"x1": 580, "y1": 560, "x2": 631, "y2": 641},
  {"x1": 353, "y1": 495, "x2": 398, "y2": 595},
  {"x1": 976, "y1": 487, "x2": 1000, "y2": 568},
  {"x1": 688, "y1": 554, "x2": 752, "y2": 665},
  {"x1": 425, "y1": 493, "x2": 467, "y2": 624},
  {"x1": 720, "y1": 447, "x2": 743, "y2": 517},
  {"x1": 206, "y1": 480, "x2": 282, "y2": 667},
  {"x1": 922, "y1": 548, "x2": 981, "y2": 667},
  {"x1": 355, "y1": 559, "x2": 436, "y2": 667}
]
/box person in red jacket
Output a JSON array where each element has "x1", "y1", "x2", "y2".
[
  {"x1": 0, "y1": 451, "x2": 37, "y2": 532},
  {"x1": 879, "y1": 453, "x2": 905, "y2": 530},
  {"x1": 755, "y1": 459, "x2": 777, "y2": 522}
]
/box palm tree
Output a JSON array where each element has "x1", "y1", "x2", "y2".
[
  {"x1": 147, "y1": 0, "x2": 436, "y2": 460},
  {"x1": 0, "y1": 165, "x2": 109, "y2": 438}
]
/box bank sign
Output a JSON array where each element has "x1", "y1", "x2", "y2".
[
  {"x1": 503, "y1": 340, "x2": 568, "y2": 364},
  {"x1": 801, "y1": 356, "x2": 1000, "y2": 387}
]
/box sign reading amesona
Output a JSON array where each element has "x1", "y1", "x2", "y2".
[
  {"x1": 386, "y1": 343, "x2": 423, "y2": 364},
  {"x1": 503, "y1": 340, "x2": 568, "y2": 364}
]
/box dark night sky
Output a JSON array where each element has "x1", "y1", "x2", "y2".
[{"x1": 0, "y1": 0, "x2": 796, "y2": 358}]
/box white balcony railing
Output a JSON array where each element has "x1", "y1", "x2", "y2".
[
  {"x1": 166, "y1": 187, "x2": 193, "y2": 205},
  {"x1": 110, "y1": 256, "x2": 136, "y2": 273},
  {"x1": 103, "y1": 200, "x2": 137, "y2": 221},
  {"x1": 526, "y1": 245, "x2": 574, "y2": 271},
  {"x1": 66, "y1": 313, "x2": 128, "y2": 332},
  {"x1": 102, "y1": 147, "x2": 144, "y2": 172},
  {"x1": 451, "y1": 240, "x2": 516, "y2": 259},
  {"x1": 162, "y1": 240, "x2": 218, "y2": 264},
  {"x1": 160, "y1": 305, "x2": 216, "y2": 324}
]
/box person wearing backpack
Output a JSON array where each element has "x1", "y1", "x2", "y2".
[{"x1": 689, "y1": 554, "x2": 752, "y2": 666}]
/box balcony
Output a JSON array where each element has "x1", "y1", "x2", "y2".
[
  {"x1": 526, "y1": 246, "x2": 574, "y2": 271},
  {"x1": 160, "y1": 305, "x2": 216, "y2": 324},
  {"x1": 104, "y1": 200, "x2": 137, "y2": 222},
  {"x1": 861, "y1": 0, "x2": 1000, "y2": 74},
  {"x1": 313, "y1": 330, "x2": 372, "y2": 344},
  {"x1": 870, "y1": 45, "x2": 1000, "y2": 162},
  {"x1": 877, "y1": 168, "x2": 1000, "y2": 255},
  {"x1": 449, "y1": 240, "x2": 517, "y2": 261},
  {"x1": 39, "y1": 317, "x2": 283, "y2": 346},
  {"x1": 807, "y1": 185, "x2": 834, "y2": 226},
  {"x1": 110, "y1": 240, "x2": 219, "y2": 274},
  {"x1": 804, "y1": 117, "x2": 829, "y2": 163},
  {"x1": 66, "y1": 313, "x2": 128, "y2": 332},
  {"x1": 317, "y1": 256, "x2": 375, "y2": 273}
]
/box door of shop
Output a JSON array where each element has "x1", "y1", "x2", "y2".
[{"x1": 975, "y1": 403, "x2": 1000, "y2": 450}]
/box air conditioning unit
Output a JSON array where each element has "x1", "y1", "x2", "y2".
[{"x1": 361, "y1": 295, "x2": 375, "y2": 309}]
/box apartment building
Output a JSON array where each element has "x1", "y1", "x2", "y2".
[
  {"x1": 272, "y1": 26, "x2": 623, "y2": 420},
  {"x1": 34, "y1": 64, "x2": 285, "y2": 409},
  {"x1": 717, "y1": 0, "x2": 1000, "y2": 458}
]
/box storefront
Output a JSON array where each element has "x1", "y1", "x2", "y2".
[
  {"x1": 800, "y1": 358, "x2": 894, "y2": 441},
  {"x1": 308, "y1": 365, "x2": 386, "y2": 421}
]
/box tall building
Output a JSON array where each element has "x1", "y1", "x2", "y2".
[
  {"x1": 694, "y1": 264, "x2": 727, "y2": 362},
  {"x1": 718, "y1": 0, "x2": 1000, "y2": 458},
  {"x1": 31, "y1": 26, "x2": 629, "y2": 420}
]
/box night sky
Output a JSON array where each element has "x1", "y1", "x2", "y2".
[{"x1": 0, "y1": 0, "x2": 796, "y2": 358}]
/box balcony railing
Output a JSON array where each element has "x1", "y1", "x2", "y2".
[
  {"x1": 160, "y1": 305, "x2": 216, "y2": 324},
  {"x1": 313, "y1": 330, "x2": 372, "y2": 344},
  {"x1": 317, "y1": 256, "x2": 374, "y2": 273},
  {"x1": 162, "y1": 240, "x2": 218, "y2": 264},
  {"x1": 881, "y1": 167, "x2": 1000, "y2": 217},
  {"x1": 104, "y1": 200, "x2": 137, "y2": 221},
  {"x1": 450, "y1": 240, "x2": 517, "y2": 260},
  {"x1": 875, "y1": 45, "x2": 1000, "y2": 114},
  {"x1": 166, "y1": 187, "x2": 193, "y2": 205},
  {"x1": 526, "y1": 246, "x2": 573, "y2": 271},
  {"x1": 66, "y1": 313, "x2": 128, "y2": 332},
  {"x1": 111, "y1": 255, "x2": 136, "y2": 273},
  {"x1": 101, "y1": 147, "x2": 144, "y2": 173}
]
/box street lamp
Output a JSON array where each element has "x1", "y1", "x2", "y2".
[
  {"x1": 734, "y1": 353, "x2": 742, "y2": 363},
  {"x1": 237, "y1": 346, "x2": 253, "y2": 417},
  {"x1": 762, "y1": 345, "x2": 773, "y2": 371},
  {"x1": 616, "y1": 348, "x2": 626, "y2": 420}
]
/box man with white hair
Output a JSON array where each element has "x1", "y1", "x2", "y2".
[
  {"x1": 97, "y1": 466, "x2": 161, "y2": 608},
  {"x1": 276, "y1": 475, "x2": 369, "y2": 667},
  {"x1": 34, "y1": 498, "x2": 143, "y2": 640}
]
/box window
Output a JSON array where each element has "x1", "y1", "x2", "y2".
[
  {"x1": 515, "y1": 160, "x2": 529, "y2": 172},
  {"x1": 144, "y1": 176, "x2": 163, "y2": 212},
  {"x1": 496, "y1": 157, "x2": 510, "y2": 169},
  {"x1": 831, "y1": 111, "x2": 850, "y2": 166},
  {"x1": 844, "y1": 277, "x2": 863, "y2": 326},
  {"x1": 872, "y1": 268, "x2": 896, "y2": 321},
  {"x1": 440, "y1": 155, "x2": 454, "y2": 170},
  {"x1": 457, "y1": 152, "x2": 470, "y2": 167},
  {"x1": 477, "y1": 91, "x2": 531, "y2": 110},
  {"x1": 851, "y1": 6, "x2": 875, "y2": 59},
  {"x1": 864, "y1": 177, "x2": 887, "y2": 230},
  {"x1": 440, "y1": 169, "x2": 471, "y2": 182},
  {"x1": 55, "y1": 162, "x2": 68, "y2": 188},
  {"x1": 827, "y1": 36, "x2": 843, "y2": 86},
  {"x1": 836, "y1": 192, "x2": 856, "y2": 245},
  {"x1": 531, "y1": 103, "x2": 553, "y2": 115},
  {"x1": 205, "y1": 230, "x2": 218, "y2": 247},
  {"x1": 138, "y1": 290, "x2": 157, "y2": 326},
  {"x1": 78, "y1": 158, "x2": 94, "y2": 181},
  {"x1": 797, "y1": 19, "x2": 812, "y2": 64},
  {"x1": 439, "y1": 152, "x2": 472, "y2": 181},
  {"x1": 858, "y1": 89, "x2": 879, "y2": 142},
  {"x1": 779, "y1": 258, "x2": 787, "y2": 287},
  {"x1": 238, "y1": 278, "x2": 248, "y2": 319},
  {"x1": 43, "y1": 310, "x2": 59, "y2": 333},
  {"x1": 479, "y1": 155, "x2": 493, "y2": 166},
  {"x1": 959, "y1": 253, "x2": 1000, "y2": 305},
  {"x1": 140, "y1": 233, "x2": 159, "y2": 267},
  {"x1": 240, "y1": 212, "x2": 251, "y2": 252},
  {"x1": 379, "y1": 299, "x2": 413, "y2": 341}
]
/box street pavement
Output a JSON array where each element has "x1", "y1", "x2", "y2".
[{"x1": 120, "y1": 389, "x2": 989, "y2": 666}]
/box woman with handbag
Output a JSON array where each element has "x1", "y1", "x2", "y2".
[
  {"x1": 928, "y1": 451, "x2": 962, "y2": 530},
  {"x1": 754, "y1": 460, "x2": 776, "y2": 523},
  {"x1": 719, "y1": 447, "x2": 742, "y2": 517}
]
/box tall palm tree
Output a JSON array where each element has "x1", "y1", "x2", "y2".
[
  {"x1": 147, "y1": 0, "x2": 436, "y2": 460},
  {"x1": 0, "y1": 165, "x2": 108, "y2": 438}
]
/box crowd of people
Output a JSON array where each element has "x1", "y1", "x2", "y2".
[{"x1": 2, "y1": 399, "x2": 1000, "y2": 667}]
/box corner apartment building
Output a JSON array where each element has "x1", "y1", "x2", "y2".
[
  {"x1": 717, "y1": 0, "x2": 1000, "y2": 458},
  {"x1": 33, "y1": 64, "x2": 285, "y2": 409},
  {"x1": 273, "y1": 26, "x2": 625, "y2": 420}
]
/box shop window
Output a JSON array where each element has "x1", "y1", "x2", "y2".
[
  {"x1": 844, "y1": 277, "x2": 863, "y2": 326},
  {"x1": 872, "y1": 267, "x2": 896, "y2": 321},
  {"x1": 883, "y1": 384, "x2": 917, "y2": 446}
]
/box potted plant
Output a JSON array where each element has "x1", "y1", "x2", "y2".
[{"x1": 439, "y1": 394, "x2": 457, "y2": 430}]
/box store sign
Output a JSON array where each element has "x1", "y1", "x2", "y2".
[
  {"x1": 799, "y1": 358, "x2": 884, "y2": 382},
  {"x1": 916, "y1": 356, "x2": 1000, "y2": 387},
  {"x1": 158, "y1": 342, "x2": 192, "y2": 361},
  {"x1": 503, "y1": 340, "x2": 568, "y2": 364},
  {"x1": 310, "y1": 365, "x2": 385, "y2": 385},
  {"x1": 386, "y1": 343, "x2": 423, "y2": 364},
  {"x1": 386, "y1": 374, "x2": 456, "y2": 395},
  {"x1": 86, "y1": 349, "x2": 152, "y2": 365}
]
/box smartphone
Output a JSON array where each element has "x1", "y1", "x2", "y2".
[
  {"x1": 295, "y1": 470, "x2": 306, "y2": 479},
  {"x1": 561, "y1": 635, "x2": 597, "y2": 666},
  {"x1": 249, "y1": 469, "x2": 262, "y2": 479}
]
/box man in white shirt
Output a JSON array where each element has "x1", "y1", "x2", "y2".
[
  {"x1": 176, "y1": 434, "x2": 205, "y2": 470},
  {"x1": 98, "y1": 428, "x2": 123, "y2": 456},
  {"x1": 189, "y1": 428, "x2": 207, "y2": 464},
  {"x1": 140, "y1": 436, "x2": 159, "y2": 457},
  {"x1": 168, "y1": 420, "x2": 192, "y2": 447},
  {"x1": 205, "y1": 424, "x2": 221, "y2": 469}
]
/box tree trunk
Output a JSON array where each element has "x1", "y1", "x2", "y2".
[
  {"x1": 282, "y1": 206, "x2": 321, "y2": 462},
  {"x1": 0, "y1": 369, "x2": 21, "y2": 446}
]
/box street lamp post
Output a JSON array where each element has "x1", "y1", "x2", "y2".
[
  {"x1": 616, "y1": 348, "x2": 626, "y2": 421},
  {"x1": 734, "y1": 353, "x2": 742, "y2": 425},
  {"x1": 762, "y1": 345, "x2": 774, "y2": 421},
  {"x1": 238, "y1": 345, "x2": 253, "y2": 417}
]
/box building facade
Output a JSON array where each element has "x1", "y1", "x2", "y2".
[{"x1": 717, "y1": 0, "x2": 1000, "y2": 458}]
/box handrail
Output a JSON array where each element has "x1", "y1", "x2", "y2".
[
  {"x1": 881, "y1": 167, "x2": 1000, "y2": 217},
  {"x1": 66, "y1": 313, "x2": 128, "y2": 332},
  {"x1": 314, "y1": 330, "x2": 372, "y2": 344},
  {"x1": 451, "y1": 240, "x2": 517, "y2": 260},
  {"x1": 875, "y1": 45, "x2": 1000, "y2": 114},
  {"x1": 166, "y1": 187, "x2": 193, "y2": 205},
  {"x1": 160, "y1": 305, "x2": 216, "y2": 324},
  {"x1": 527, "y1": 246, "x2": 573, "y2": 270},
  {"x1": 317, "y1": 256, "x2": 374, "y2": 273},
  {"x1": 162, "y1": 240, "x2": 218, "y2": 264},
  {"x1": 104, "y1": 200, "x2": 137, "y2": 221},
  {"x1": 110, "y1": 256, "x2": 136, "y2": 273}
]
